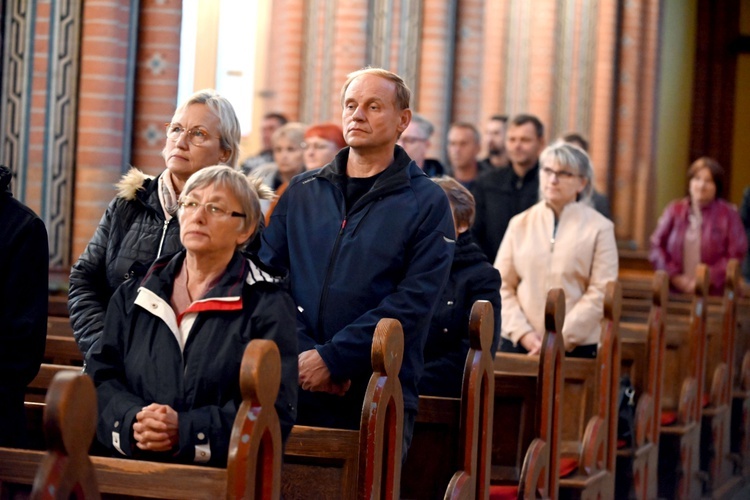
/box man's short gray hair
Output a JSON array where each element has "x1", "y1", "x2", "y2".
[{"x1": 340, "y1": 67, "x2": 411, "y2": 110}]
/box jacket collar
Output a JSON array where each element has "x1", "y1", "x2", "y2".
[
  {"x1": 315, "y1": 145, "x2": 421, "y2": 207},
  {"x1": 139, "y1": 249, "x2": 272, "y2": 303}
]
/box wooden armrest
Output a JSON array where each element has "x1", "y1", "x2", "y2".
[
  {"x1": 634, "y1": 392, "x2": 654, "y2": 448},
  {"x1": 580, "y1": 416, "x2": 607, "y2": 476},
  {"x1": 677, "y1": 377, "x2": 699, "y2": 425},
  {"x1": 518, "y1": 438, "x2": 549, "y2": 499}
]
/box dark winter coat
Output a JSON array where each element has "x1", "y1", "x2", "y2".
[
  {"x1": 419, "y1": 232, "x2": 501, "y2": 398},
  {"x1": 87, "y1": 250, "x2": 298, "y2": 466},
  {"x1": 0, "y1": 166, "x2": 48, "y2": 447},
  {"x1": 472, "y1": 163, "x2": 540, "y2": 261},
  {"x1": 259, "y1": 145, "x2": 454, "y2": 427},
  {"x1": 69, "y1": 169, "x2": 182, "y2": 359}
]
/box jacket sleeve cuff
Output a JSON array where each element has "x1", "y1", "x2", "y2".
[
  {"x1": 104, "y1": 405, "x2": 139, "y2": 457},
  {"x1": 177, "y1": 411, "x2": 212, "y2": 464},
  {"x1": 316, "y1": 343, "x2": 349, "y2": 381}
]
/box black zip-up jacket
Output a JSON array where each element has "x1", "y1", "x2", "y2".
[
  {"x1": 0, "y1": 166, "x2": 48, "y2": 447},
  {"x1": 259, "y1": 145, "x2": 455, "y2": 420},
  {"x1": 87, "y1": 250, "x2": 298, "y2": 466},
  {"x1": 69, "y1": 169, "x2": 182, "y2": 359},
  {"x1": 419, "y1": 231, "x2": 501, "y2": 398}
]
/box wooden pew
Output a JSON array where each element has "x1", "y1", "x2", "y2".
[
  {"x1": 43, "y1": 316, "x2": 82, "y2": 366},
  {"x1": 281, "y1": 317, "x2": 404, "y2": 500},
  {"x1": 657, "y1": 265, "x2": 708, "y2": 499},
  {"x1": 557, "y1": 281, "x2": 621, "y2": 499},
  {"x1": 401, "y1": 300, "x2": 495, "y2": 500},
  {"x1": 699, "y1": 259, "x2": 743, "y2": 497},
  {"x1": 1, "y1": 338, "x2": 283, "y2": 499},
  {"x1": 48, "y1": 294, "x2": 69, "y2": 317},
  {"x1": 490, "y1": 288, "x2": 566, "y2": 499},
  {"x1": 617, "y1": 270, "x2": 667, "y2": 500},
  {"x1": 733, "y1": 285, "x2": 750, "y2": 476}
]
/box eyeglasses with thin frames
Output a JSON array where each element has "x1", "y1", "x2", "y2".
[
  {"x1": 540, "y1": 166, "x2": 580, "y2": 181},
  {"x1": 165, "y1": 123, "x2": 219, "y2": 147},
  {"x1": 178, "y1": 198, "x2": 246, "y2": 219}
]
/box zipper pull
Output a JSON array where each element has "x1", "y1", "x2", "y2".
[
  {"x1": 340, "y1": 217, "x2": 347, "y2": 233},
  {"x1": 550, "y1": 237, "x2": 555, "y2": 253}
]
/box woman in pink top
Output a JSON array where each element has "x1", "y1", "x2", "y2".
[{"x1": 649, "y1": 157, "x2": 747, "y2": 295}]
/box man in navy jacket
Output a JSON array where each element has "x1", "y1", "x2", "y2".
[{"x1": 259, "y1": 68, "x2": 455, "y2": 458}]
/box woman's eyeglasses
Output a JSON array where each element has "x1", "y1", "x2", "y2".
[
  {"x1": 540, "y1": 167, "x2": 580, "y2": 180},
  {"x1": 165, "y1": 123, "x2": 219, "y2": 146},
  {"x1": 178, "y1": 198, "x2": 245, "y2": 219}
]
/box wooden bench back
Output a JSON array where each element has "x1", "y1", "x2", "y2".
[
  {"x1": 3, "y1": 339, "x2": 284, "y2": 500},
  {"x1": 557, "y1": 281, "x2": 621, "y2": 497},
  {"x1": 282, "y1": 317, "x2": 404, "y2": 500},
  {"x1": 619, "y1": 271, "x2": 668, "y2": 449},
  {"x1": 32, "y1": 371, "x2": 100, "y2": 499},
  {"x1": 444, "y1": 300, "x2": 495, "y2": 499},
  {"x1": 491, "y1": 288, "x2": 566, "y2": 499},
  {"x1": 662, "y1": 265, "x2": 708, "y2": 424}
]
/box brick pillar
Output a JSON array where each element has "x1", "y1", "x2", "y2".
[
  {"x1": 73, "y1": 0, "x2": 137, "y2": 258},
  {"x1": 263, "y1": 0, "x2": 305, "y2": 121},
  {"x1": 451, "y1": 0, "x2": 485, "y2": 124},
  {"x1": 130, "y1": 0, "x2": 182, "y2": 176},
  {"x1": 418, "y1": 0, "x2": 457, "y2": 162}
]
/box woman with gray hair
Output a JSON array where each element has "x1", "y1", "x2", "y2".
[
  {"x1": 87, "y1": 165, "x2": 298, "y2": 465},
  {"x1": 70, "y1": 89, "x2": 242, "y2": 361},
  {"x1": 495, "y1": 141, "x2": 618, "y2": 358}
]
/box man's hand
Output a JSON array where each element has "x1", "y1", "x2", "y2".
[
  {"x1": 133, "y1": 403, "x2": 179, "y2": 452},
  {"x1": 519, "y1": 331, "x2": 542, "y2": 356},
  {"x1": 298, "y1": 349, "x2": 351, "y2": 395}
]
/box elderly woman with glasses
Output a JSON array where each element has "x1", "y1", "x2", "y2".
[
  {"x1": 495, "y1": 141, "x2": 618, "y2": 358},
  {"x1": 69, "y1": 89, "x2": 241, "y2": 362},
  {"x1": 87, "y1": 165, "x2": 298, "y2": 466}
]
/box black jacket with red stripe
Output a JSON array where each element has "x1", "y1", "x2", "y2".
[{"x1": 87, "y1": 249, "x2": 298, "y2": 466}]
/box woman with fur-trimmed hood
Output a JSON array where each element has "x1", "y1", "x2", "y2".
[{"x1": 69, "y1": 89, "x2": 245, "y2": 361}]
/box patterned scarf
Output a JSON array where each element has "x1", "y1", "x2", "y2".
[{"x1": 158, "y1": 171, "x2": 180, "y2": 220}]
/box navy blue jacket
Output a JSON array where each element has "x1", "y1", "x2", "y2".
[{"x1": 259, "y1": 145, "x2": 455, "y2": 417}]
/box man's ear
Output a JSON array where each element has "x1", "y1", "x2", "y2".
[{"x1": 397, "y1": 108, "x2": 412, "y2": 135}]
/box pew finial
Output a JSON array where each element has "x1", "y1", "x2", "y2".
[
  {"x1": 694, "y1": 264, "x2": 709, "y2": 298},
  {"x1": 545, "y1": 288, "x2": 566, "y2": 334},
  {"x1": 726, "y1": 259, "x2": 740, "y2": 297},
  {"x1": 372, "y1": 318, "x2": 404, "y2": 377},
  {"x1": 32, "y1": 371, "x2": 100, "y2": 499},
  {"x1": 604, "y1": 281, "x2": 622, "y2": 323},
  {"x1": 468, "y1": 300, "x2": 493, "y2": 352},
  {"x1": 240, "y1": 338, "x2": 281, "y2": 408},
  {"x1": 653, "y1": 270, "x2": 669, "y2": 308}
]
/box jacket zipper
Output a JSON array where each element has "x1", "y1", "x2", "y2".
[
  {"x1": 317, "y1": 215, "x2": 347, "y2": 335},
  {"x1": 156, "y1": 218, "x2": 170, "y2": 258}
]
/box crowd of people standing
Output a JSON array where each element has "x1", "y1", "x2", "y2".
[{"x1": 1, "y1": 66, "x2": 748, "y2": 466}]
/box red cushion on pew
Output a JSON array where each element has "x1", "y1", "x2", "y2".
[
  {"x1": 702, "y1": 393, "x2": 710, "y2": 408},
  {"x1": 559, "y1": 457, "x2": 578, "y2": 477},
  {"x1": 617, "y1": 439, "x2": 627, "y2": 449},
  {"x1": 661, "y1": 410, "x2": 677, "y2": 426},
  {"x1": 489, "y1": 485, "x2": 519, "y2": 500}
]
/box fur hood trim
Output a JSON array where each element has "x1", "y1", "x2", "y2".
[{"x1": 116, "y1": 168, "x2": 154, "y2": 201}]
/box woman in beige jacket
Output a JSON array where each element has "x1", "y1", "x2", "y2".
[{"x1": 494, "y1": 141, "x2": 618, "y2": 357}]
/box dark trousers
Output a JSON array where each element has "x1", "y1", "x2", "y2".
[{"x1": 499, "y1": 337, "x2": 598, "y2": 359}]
